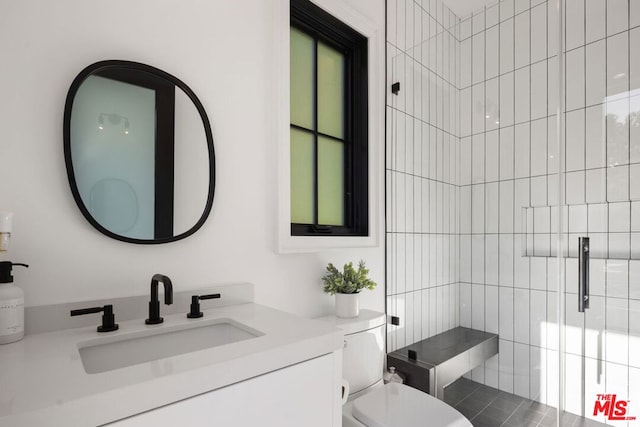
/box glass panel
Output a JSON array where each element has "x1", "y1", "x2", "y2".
[
  {"x1": 560, "y1": 2, "x2": 640, "y2": 426},
  {"x1": 290, "y1": 128, "x2": 314, "y2": 224},
  {"x1": 290, "y1": 27, "x2": 314, "y2": 130},
  {"x1": 317, "y1": 42, "x2": 345, "y2": 139},
  {"x1": 317, "y1": 136, "x2": 344, "y2": 225}
]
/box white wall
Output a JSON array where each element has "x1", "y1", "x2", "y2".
[{"x1": 0, "y1": 0, "x2": 385, "y2": 318}]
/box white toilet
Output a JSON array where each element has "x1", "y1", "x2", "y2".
[{"x1": 321, "y1": 310, "x2": 472, "y2": 427}]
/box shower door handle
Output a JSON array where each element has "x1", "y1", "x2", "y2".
[{"x1": 578, "y1": 237, "x2": 590, "y2": 312}]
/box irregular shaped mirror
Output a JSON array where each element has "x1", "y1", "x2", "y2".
[{"x1": 64, "y1": 61, "x2": 215, "y2": 244}]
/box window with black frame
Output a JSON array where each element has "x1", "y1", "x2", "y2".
[{"x1": 290, "y1": 0, "x2": 368, "y2": 237}]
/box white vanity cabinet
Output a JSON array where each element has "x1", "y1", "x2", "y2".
[{"x1": 107, "y1": 352, "x2": 341, "y2": 427}]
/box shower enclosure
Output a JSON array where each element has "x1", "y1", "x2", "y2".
[{"x1": 386, "y1": 0, "x2": 640, "y2": 425}]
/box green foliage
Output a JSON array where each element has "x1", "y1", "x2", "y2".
[{"x1": 322, "y1": 260, "x2": 377, "y2": 295}]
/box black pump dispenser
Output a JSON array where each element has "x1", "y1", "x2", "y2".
[{"x1": 0, "y1": 262, "x2": 29, "y2": 284}]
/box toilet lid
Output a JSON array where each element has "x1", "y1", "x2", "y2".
[{"x1": 352, "y1": 383, "x2": 472, "y2": 427}]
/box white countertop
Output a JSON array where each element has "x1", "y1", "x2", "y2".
[{"x1": 0, "y1": 303, "x2": 343, "y2": 427}]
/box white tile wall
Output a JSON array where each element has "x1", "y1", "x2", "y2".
[{"x1": 388, "y1": 0, "x2": 640, "y2": 415}]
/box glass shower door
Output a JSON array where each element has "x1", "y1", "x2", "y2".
[{"x1": 557, "y1": 0, "x2": 640, "y2": 425}]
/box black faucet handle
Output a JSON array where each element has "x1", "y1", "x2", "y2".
[
  {"x1": 187, "y1": 293, "x2": 221, "y2": 318},
  {"x1": 70, "y1": 304, "x2": 119, "y2": 333}
]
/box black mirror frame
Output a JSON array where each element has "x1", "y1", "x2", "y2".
[{"x1": 63, "y1": 60, "x2": 216, "y2": 244}]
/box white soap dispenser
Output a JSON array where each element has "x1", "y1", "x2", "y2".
[{"x1": 0, "y1": 261, "x2": 28, "y2": 344}]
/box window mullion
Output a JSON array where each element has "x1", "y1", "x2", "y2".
[{"x1": 313, "y1": 37, "x2": 319, "y2": 226}]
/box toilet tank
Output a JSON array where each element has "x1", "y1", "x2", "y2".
[{"x1": 319, "y1": 310, "x2": 386, "y2": 395}]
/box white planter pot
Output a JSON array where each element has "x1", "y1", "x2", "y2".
[{"x1": 335, "y1": 293, "x2": 359, "y2": 318}]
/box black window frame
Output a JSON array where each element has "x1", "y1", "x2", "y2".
[{"x1": 290, "y1": 0, "x2": 369, "y2": 237}]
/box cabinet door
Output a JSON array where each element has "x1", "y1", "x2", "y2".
[{"x1": 108, "y1": 353, "x2": 339, "y2": 427}]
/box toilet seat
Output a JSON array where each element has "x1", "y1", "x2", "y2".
[{"x1": 351, "y1": 382, "x2": 472, "y2": 427}]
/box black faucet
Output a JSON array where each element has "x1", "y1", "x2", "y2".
[{"x1": 145, "y1": 274, "x2": 173, "y2": 324}]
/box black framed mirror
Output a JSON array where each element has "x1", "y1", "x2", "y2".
[{"x1": 63, "y1": 60, "x2": 215, "y2": 244}]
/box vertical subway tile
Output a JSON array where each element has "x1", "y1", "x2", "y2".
[
  {"x1": 631, "y1": 164, "x2": 640, "y2": 200},
  {"x1": 566, "y1": 0, "x2": 585, "y2": 50},
  {"x1": 472, "y1": 32, "x2": 485, "y2": 85},
  {"x1": 500, "y1": 126, "x2": 515, "y2": 180},
  {"x1": 500, "y1": 18, "x2": 515, "y2": 74},
  {"x1": 606, "y1": 98, "x2": 630, "y2": 167},
  {"x1": 500, "y1": 180, "x2": 515, "y2": 233},
  {"x1": 485, "y1": 130, "x2": 499, "y2": 182},
  {"x1": 460, "y1": 137, "x2": 472, "y2": 185},
  {"x1": 607, "y1": 32, "x2": 630, "y2": 99},
  {"x1": 472, "y1": 83, "x2": 486, "y2": 134},
  {"x1": 530, "y1": 257, "x2": 547, "y2": 291},
  {"x1": 586, "y1": 168, "x2": 607, "y2": 203},
  {"x1": 485, "y1": 77, "x2": 500, "y2": 131},
  {"x1": 499, "y1": 340, "x2": 515, "y2": 393},
  {"x1": 486, "y1": 25, "x2": 499, "y2": 80},
  {"x1": 630, "y1": 28, "x2": 640, "y2": 91},
  {"x1": 499, "y1": 234, "x2": 515, "y2": 286},
  {"x1": 530, "y1": 3, "x2": 547, "y2": 63},
  {"x1": 485, "y1": 285, "x2": 499, "y2": 332},
  {"x1": 514, "y1": 10, "x2": 530, "y2": 69},
  {"x1": 472, "y1": 134, "x2": 485, "y2": 183},
  {"x1": 460, "y1": 233, "x2": 471, "y2": 282},
  {"x1": 607, "y1": 165, "x2": 629, "y2": 202},
  {"x1": 632, "y1": 0, "x2": 640, "y2": 28},
  {"x1": 486, "y1": 182, "x2": 499, "y2": 233},
  {"x1": 501, "y1": 0, "x2": 515, "y2": 22},
  {"x1": 565, "y1": 109, "x2": 586, "y2": 172},
  {"x1": 530, "y1": 290, "x2": 547, "y2": 347},
  {"x1": 514, "y1": 66, "x2": 531, "y2": 123},
  {"x1": 472, "y1": 9, "x2": 485, "y2": 35},
  {"x1": 565, "y1": 47, "x2": 586, "y2": 111},
  {"x1": 530, "y1": 60, "x2": 547, "y2": 120},
  {"x1": 486, "y1": 3, "x2": 499, "y2": 28},
  {"x1": 472, "y1": 235, "x2": 485, "y2": 284},
  {"x1": 500, "y1": 72, "x2": 515, "y2": 127},
  {"x1": 530, "y1": 117, "x2": 548, "y2": 176},
  {"x1": 530, "y1": 175, "x2": 547, "y2": 206},
  {"x1": 607, "y1": 0, "x2": 629, "y2": 36},
  {"x1": 586, "y1": 0, "x2": 606, "y2": 44},
  {"x1": 515, "y1": 122, "x2": 531, "y2": 178},
  {"x1": 514, "y1": 290, "x2": 530, "y2": 343},
  {"x1": 547, "y1": 0, "x2": 558, "y2": 57},
  {"x1": 460, "y1": 16, "x2": 472, "y2": 40},
  {"x1": 605, "y1": 297, "x2": 629, "y2": 365},
  {"x1": 460, "y1": 38, "x2": 472, "y2": 88},
  {"x1": 585, "y1": 39, "x2": 607, "y2": 107},
  {"x1": 472, "y1": 184, "x2": 485, "y2": 233},
  {"x1": 472, "y1": 283, "x2": 485, "y2": 329},
  {"x1": 514, "y1": 0, "x2": 530, "y2": 15},
  {"x1": 547, "y1": 56, "x2": 559, "y2": 116},
  {"x1": 460, "y1": 87, "x2": 472, "y2": 137},
  {"x1": 631, "y1": 96, "x2": 640, "y2": 163},
  {"x1": 585, "y1": 104, "x2": 606, "y2": 169},
  {"x1": 499, "y1": 287, "x2": 515, "y2": 342}
]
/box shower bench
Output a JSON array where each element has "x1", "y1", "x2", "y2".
[{"x1": 386, "y1": 327, "x2": 498, "y2": 400}]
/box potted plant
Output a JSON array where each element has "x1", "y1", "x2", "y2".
[{"x1": 322, "y1": 260, "x2": 377, "y2": 318}]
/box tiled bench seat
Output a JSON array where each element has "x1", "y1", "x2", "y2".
[{"x1": 386, "y1": 327, "x2": 498, "y2": 400}]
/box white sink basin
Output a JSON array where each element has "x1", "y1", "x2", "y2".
[{"x1": 77, "y1": 318, "x2": 263, "y2": 374}]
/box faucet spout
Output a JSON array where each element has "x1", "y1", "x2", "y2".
[
  {"x1": 146, "y1": 274, "x2": 173, "y2": 325},
  {"x1": 151, "y1": 273, "x2": 173, "y2": 305}
]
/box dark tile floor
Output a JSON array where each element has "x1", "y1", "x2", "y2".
[{"x1": 444, "y1": 378, "x2": 611, "y2": 427}]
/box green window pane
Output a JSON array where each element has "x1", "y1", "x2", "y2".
[
  {"x1": 290, "y1": 128, "x2": 315, "y2": 224},
  {"x1": 290, "y1": 27, "x2": 314, "y2": 130},
  {"x1": 318, "y1": 136, "x2": 344, "y2": 225},
  {"x1": 317, "y1": 42, "x2": 345, "y2": 139}
]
